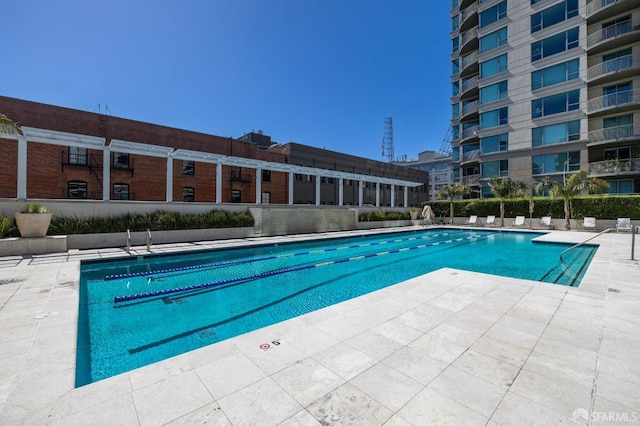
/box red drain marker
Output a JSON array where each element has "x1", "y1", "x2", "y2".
[{"x1": 260, "y1": 343, "x2": 271, "y2": 350}]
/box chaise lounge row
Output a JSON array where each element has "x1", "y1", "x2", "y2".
[{"x1": 463, "y1": 215, "x2": 633, "y2": 232}]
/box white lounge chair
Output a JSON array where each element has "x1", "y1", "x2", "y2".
[
  {"x1": 485, "y1": 215, "x2": 496, "y2": 226},
  {"x1": 465, "y1": 215, "x2": 478, "y2": 226},
  {"x1": 582, "y1": 217, "x2": 596, "y2": 231},
  {"x1": 513, "y1": 216, "x2": 525, "y2": 227},
  {"x1": 617, "y1": 217, "x2": 632, "y2": 233},
  {"x1": 539, "y1": 216, "x2": 553, "y2": 229}
]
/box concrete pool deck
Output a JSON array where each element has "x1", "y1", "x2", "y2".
[{"x1": 1, "y1": 227, "x2": 639, "y2": 425}]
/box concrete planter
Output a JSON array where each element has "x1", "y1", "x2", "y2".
[{"x1": 14, "y1": 212, "x2": 52, "y2": 238}]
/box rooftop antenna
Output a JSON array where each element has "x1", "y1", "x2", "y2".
[{"x1": 382, "y1": 116, "x2": 394, "y2": 163}]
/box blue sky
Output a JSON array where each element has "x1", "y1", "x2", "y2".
[{"x1": 2, "y1": 0, "x2": 452, "y2": 161}]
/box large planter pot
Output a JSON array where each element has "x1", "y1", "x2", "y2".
[{"x1": 15, "y1": 212, "x2": 52, "y2": 238}]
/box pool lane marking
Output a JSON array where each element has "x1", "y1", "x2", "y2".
[
  {"x1": 104, "y1": 230, "x2": 472, "y2": 281},
  {"x1": 113, "y1": 232, "x2": 494, "y2": 304}
]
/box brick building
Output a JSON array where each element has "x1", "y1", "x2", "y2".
[{"x1": 0, "y1": 96, "x2": 428, "y2": 207}]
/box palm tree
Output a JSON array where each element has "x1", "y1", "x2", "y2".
[
  {"x1": 536, "y1": 170, "x2": 608, "y2": 230},
  {"x1": 0, "y1": 113, "x2": 22, "y2": 135},
  {"x1": 487, "y1": 177, "x2": 527, "y2": 227},
  {"x1": 437, "y1": 183, "x2": 471, "y2": 224}
]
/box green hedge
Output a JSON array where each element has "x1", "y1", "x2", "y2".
[
  {"x1": 359, "y1": 211, "x2": 411, "y2": 222},
  {"x1": 426, "y1": 195, "x2": 640, "y2": 220},
  {"x1": 0, "y1": 210, "x2": 255, "y2": 238}
]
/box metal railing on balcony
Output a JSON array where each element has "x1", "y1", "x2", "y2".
[
  {"x1": 461, "y1": 4, "x2": 478, "y2": 25},
  {"x1": 589, "y1": 125, "x2": 640, "y2": 143},
  {"x1": 461, "y1": 28, "x2": 478, "y2": 48},
  {"x1": 463, "y1": 173, "x2": 480, "y2": 185},
  {"x1": 587, "y1": 20, "x2": 633, "y2": 49},
  {"x1": 461, "y1": 76, "x2": 478, "y2": 94},
  {"x1": 587, "y1": 54, "x2": 639, "y2": 81},
  {"x1": 461, "y1": 149, "x2": 480, "y2": 163},
  {"x1": 462, "y1": 100, "x2": 480, "y2": 117},
  {"x1": 588, "y1": 158, "x2": 640, "y2": 175},
  {"x1": 462, "y1": 124, "x2": 480, "y2": 140},
  {"x1": 586, "y1": 0, "x2": 628, "y2": 18},
  {"x1": 588, "y1": 89, "x2": 640, "y2": 114}
]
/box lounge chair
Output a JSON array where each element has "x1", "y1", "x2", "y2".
[
  {"x1": 539, "y1": 216, "x2": 553, "y2": 229},
  {"x1": 582, "y1": 217, "x2": 596, "y2": 231},
  {"x1": 465, "y1": 215, "x2": 478, "y2": 226},
  {"x1": 617, "y1": 217, "x2": 632, "y2": 233},
  {"x1": 513, "y1": 216, "x2": 525, "y2": 227},
  {"x1": 485, "y1": 215, "x2": 496, "y2": 226}
]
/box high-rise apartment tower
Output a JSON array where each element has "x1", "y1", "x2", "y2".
[{"x1": 450, "y1": 0, "x2": 640, "y2": 197}]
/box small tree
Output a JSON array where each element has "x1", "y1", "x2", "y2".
[
  {"x1": 0, "y1": 113, "x2": 22, "y2": 135},
  {"x1": 536, "y1": 170, "x2": 608, "y2": 230},
  {"x1": 487, "y1": 177, "x2": 528, "y2": 227},
  {"x1": 437, "y1": 183, "x2": 471, "y2": 224}
]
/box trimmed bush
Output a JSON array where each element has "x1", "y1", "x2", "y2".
[
  {"x1": 359, "y1": 210, "x2": 410, "y2": 222},
  {"x1": 426, "y1": 195, "x2": 640, "y2": 220}
]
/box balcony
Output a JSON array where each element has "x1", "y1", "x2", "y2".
[
  {"x1": 587, "y1": 89, "x2": 640, "y2": 116},
  {"x1": 586, "y1": 20, "x2": 640, "y2": 54},
  {"x1": 459, "y1": 0, "x2": 476, "y2": 10},
  {"x1": 588, "y1": 158, "x2": 640, "y2": 176},
  {"x1": 587, "y1": 0, "x2": 635, "y2": 22},
  {"x1": 460, "y1": 4, "x2": 478, "y2": 33},
  {"x1": 461, "y1": 100, "x2": 480, "y2": 120},
  {"x1": 587, "y1": 54, "x2": 640, "y2": 84},
  {"x1": 588, "y1": 125, "x2": 640, "y2": 146},
  {"x1": 463, "y1": 173, "x2": 480, "y2": 186},
  {"x1": 460, "y1": 51, "x2": 479, "y2": 78},
  {"x1": 461, "y1": 149, "x2": 480, "y2": 164},
  {"x1": 460, "y1": 28, "x2": 479, "y2": 56},
  {"x1": 461, "y1": 124, "x2": 480, "y2": 142},
  {"x1": 460, "y1": 76, "x2": 479, "y2": 100}
]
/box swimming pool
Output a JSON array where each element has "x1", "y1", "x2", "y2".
[{"x1": 76, "y1": 228, "x2": 597, "y2": 386}]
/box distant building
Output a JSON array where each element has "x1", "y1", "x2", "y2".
[
  {"x1": 0, "y1": 96, "x2": 428, "y2": 207},
  {"x1": 394, "y1": 150, "x2": 453, "y2": 200}
]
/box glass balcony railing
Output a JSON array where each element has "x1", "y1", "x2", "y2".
[
  {"x1": 588, "y1": 125, "x2": 639, "y2": 143},
  {"x1": 587, "y1": 20, "x2": 633, "y2": 49},
  {"x1": 587, "y1": 54, "x2": 639, "y2": 81},
  {"x1": 461, "y1": 149, "x2": 480, "y2": 163},
  {"x1": 588, "y1": 158, "x2": 639, "y2": 175},
  {"x1": 588, "y1": 89, "x2": 640, "y2": 114},
  {"x1": 463, "y1": 173, "x2": 480, "y2": 185}
]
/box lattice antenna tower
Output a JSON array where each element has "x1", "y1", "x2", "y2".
[
  {"x1": 382, "y1": 116, "x2": 394, "y2": 162},
  {"x1": 438, "y1": 126, "x2": 453, "y2": 156}
]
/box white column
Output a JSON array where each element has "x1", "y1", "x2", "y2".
[
  {"x1": 17, "y1": 135, "x2": 27, "y2": 200},
  {"x1": 166, "y1": 155, "x2": 173, "y2": 203},
  {"x1": 338, "y1": 178, "x2": 344, "y2": 206},
  {"x1": 315, "y1": 175, "x2": 321, "y2": 206},
  {"x1": 375, "y1": 183, "x2": 380, "y2": 207},
  {"x1": 256, "y1": 167, "x2": 262, "y2": 205},
  {"x1": 358, "y1": 180, "x2": 364, "y2": 206},
  {"x1": 102, "y1": 145, "x2": 111, "y2": 201},
  {"x1": 404, "y1": 186, "x2": 409, "y2": 207},
  {"x1": 216, "y1": 161, "x2": 222, "y2": 204},
  {"x1": 288, "y1": 172, "x2": 294, "y2": 205},
  {"x1": 390, "y1": 184, "x2": 395, "y2": 207}
]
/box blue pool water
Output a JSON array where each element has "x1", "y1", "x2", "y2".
[{"x1": 76, "y1": 228, "x2": 597, "y2": 386}]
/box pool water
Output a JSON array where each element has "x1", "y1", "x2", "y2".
[{"x1": 76, "y1": 228, "x2": 597, "y2": 386}]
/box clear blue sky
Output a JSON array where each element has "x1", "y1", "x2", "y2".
[{"x1": 2, "y1": 0, "x2": 452, "y2": 161}]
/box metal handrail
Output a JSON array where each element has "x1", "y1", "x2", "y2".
[
  {"x1": 126, "y1": 229, "x2": 132, "y2": 254},
  {"x1": 559, "y1": 227, "x2": 612, "y2": 263},
  {"x1": 146, "y1": 228, "x2": 152, "y2": 252}
]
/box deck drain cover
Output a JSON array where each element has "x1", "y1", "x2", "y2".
[{"x1": 608, "y1": 288, "x2": 620, "y2": 293}]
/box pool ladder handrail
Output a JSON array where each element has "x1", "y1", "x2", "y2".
[
  {"x1": 559, "y1": 227, "x2": 612, "y2": 264},
  {"x1": 126, "y1": 229, "x2": 132, "y2": 254},
  {"x1": 146, "y1": 228, "x2": 152, "y2": 252}
]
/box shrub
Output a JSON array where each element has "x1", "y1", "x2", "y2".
[
  {"x1": 22, "y1": 203, "x2": 50, "y2": 214},
  {"x1": 0, "y1": 217, "x2": 15, "y2": 238},
  {"x1": 48, "y1": 210, "x2": 254, "y2": 235},
  {"x1": 359, "y1": 210, "x2": 410, "y2": 222}
]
